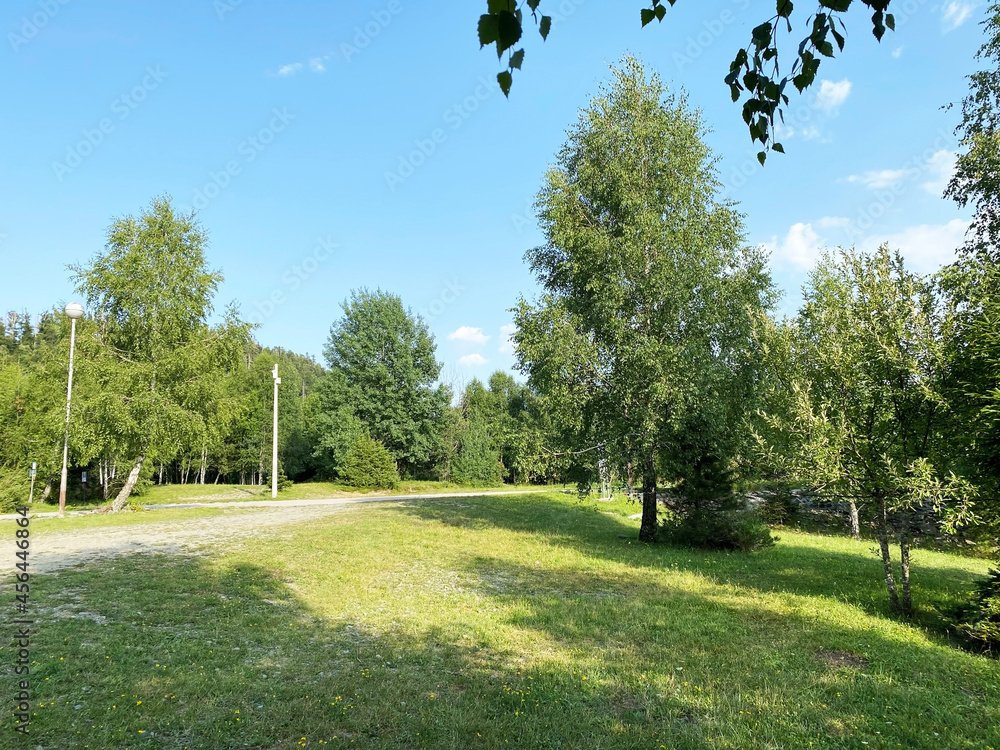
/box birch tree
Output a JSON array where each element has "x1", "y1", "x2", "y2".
[
  {"x1": 72, "y1": 197, "x2": 223, "y2": 510},
  {"x1": 515, "y1": 57, "x2": 774, "y2": 542}
]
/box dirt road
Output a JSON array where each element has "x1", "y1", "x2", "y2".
[{"x1": 15, "y1": 491, "x2": 542, "y2": 575}]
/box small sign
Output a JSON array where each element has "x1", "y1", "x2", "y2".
[
  {"x1": 81, "y1": 471, "x2": 87, "y2": 483},
  {"x1": 30, "y1": 462, "x2": 37, "y2": 478}
]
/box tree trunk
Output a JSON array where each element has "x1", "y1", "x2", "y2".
[
  {"x1": 199, "y1": 446, "x2": 207, "y2": 484},
  {"x1": 41, "y1": 480, "x2": 52, "y2": 502},
  {"x1": 848, "y1": 500, "x2": 860, "y2": 540},
  {"x1": 875, "y1": 500, "x2": 901, "y2": 613},
  {"x1": 899, "y1": 526, "x2": 913, "y2": 616},
  {"x1": 111, "y1": 454, "x2": 145, "y2": 512},
  {"x1": 638, "y1": 451, "x2": 658, "y2": 543}
]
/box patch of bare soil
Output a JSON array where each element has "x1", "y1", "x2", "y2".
[{"x1": 816, "y1": 648, "x2": 868, "y2": 670}]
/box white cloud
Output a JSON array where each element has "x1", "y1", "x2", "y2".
[
  {"x1": 892, "y1": 45, "x2": 904, "y2": 59},
  {"x1": 863, "y1": 219, "x2": 969, "y2": 273},
  {"x1": 774, "y1": 121, "x2": 821, "y2": 141},
  {"x1": 846, "y1": 168, "x2": 908, "y2": 190},
  {"x1": 764, "y1": 222, "x2": 825, "y2": 271},
  {"x1": 309, "y1": 57, "x2": 327, "y2": 73},
  {"x1": 921, "y1": 150, "x2": 957, "y2": 195},
  {"x1": 815, "y1": 79, "x2": 852, "y2": 113},
  {"x1": 844, "y1": 150, "x2": 957, "y2": 195},
  {"x1": 448, "y1": 326, "x2": 490, "y2": 345},
  {"x1": 277, "y1": 62, "x2": 303, "y2": 76},
  {"x1": 942, "y1": 1, "x2": 977, "y2": 32},
  {"x1": 499, "y1": 324, "x2": 517, "y2": 355},
  {"x1": 458, "y1": 353, "x2": 488, "y2": 367}
]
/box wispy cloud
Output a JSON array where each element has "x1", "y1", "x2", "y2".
[
  {"x1": 846, "y1": 169, "x2": 908, "y2": 190},
  {"x1": 448, "y1": 326, "x2": 489, "y2": 345},
  {"x1": 892, "y1": 46, "x2": 905, "y2": 59},
  {"x1": 274, "y1": 55, "x2": 330, "y2": 78},
  {"x1": 844, "y1": 150, "x2": 956, "y2": 195},
  {"x1": 458, "y1": 353, "x2": 488, "y2": 367},
  {"x1": 815, "y1": 79, "x2": 852, "y2": 113},
  {"x1": 942, "y1": 1, "x2": 977, "y2": 32}
]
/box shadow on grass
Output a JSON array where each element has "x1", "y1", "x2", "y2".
[
  {"x1": 1, "y1": 547, "x2": 998, "y2": 749},
  {"x1": 396, "y1": 494, "x2": 990, "y2": 629}
]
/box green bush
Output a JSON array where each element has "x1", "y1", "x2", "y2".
[
  {"x1": 453, "y1": 416, "x2": 504, "y2": 487},
  {"x1": 955, "y1": 569, "x2": 1000, "y2": 654},
  {"x1": 0, "y1": 467, "x2": 30, "y2": 514},
  {"x1": 662, "y1": 509, "x2": 776, "y2": 552},
  {"x1": 340, "y1": 434, "x2": 400, "y2": 490}
]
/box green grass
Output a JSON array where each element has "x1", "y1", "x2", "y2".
[
  {"x1": 3, "y1": 492, "x2": 998, "y2": 749},
  {"x1": 25, "y1": 480, "x2": 556, "y2": 512}
]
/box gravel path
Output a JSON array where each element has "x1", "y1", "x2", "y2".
[{"x1": 16, "y1": 491, "x2": 542, "y2": 575}]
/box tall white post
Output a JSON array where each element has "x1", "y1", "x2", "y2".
[
  {"x1": 58, "y1": 306, "x2": 83, "y2": 516},
  {"x1": 272, "y1": 363, "x2": 281, "y2": 499}
]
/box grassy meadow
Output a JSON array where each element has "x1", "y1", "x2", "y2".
[{"x1": 2, "y1": 491, "x2": 998, "y2": 749}]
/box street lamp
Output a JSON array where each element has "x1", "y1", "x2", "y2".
[
  {"x1": 271, "y1": 363, "x2": 281, "y2": 499},
  {"x1": 58, "y1": 302, "x2": 84, "y2": 517}
]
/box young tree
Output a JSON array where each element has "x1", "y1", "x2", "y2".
[
  {"x1": 515, "y1": 57, "x2": 774, "y2": 542},
  {"x1": 755, "y1": 246, "x2": 975, "y2": 615},
  {"x1": 322, "y1": 289, "x2": 450, "y2": 477},
  {"x1": 72, "y1": 197, "x2": 223, "y2": 510},
  {"x1": 340, "y1": 433, "x2": 400, "y2": 489}
]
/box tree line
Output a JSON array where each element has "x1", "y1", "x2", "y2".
[{"x1": 0, "y1": 208, "x2": 564, "y2": 513}]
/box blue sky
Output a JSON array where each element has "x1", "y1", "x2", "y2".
[{"x1": 0, "y1": 0, "x2": 986, "y2": 388}]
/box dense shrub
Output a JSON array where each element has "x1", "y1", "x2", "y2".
[
  {"x1": 452, "y1": 416, "x2": 503, "y2": 487},
  {"x1": 956, "y1": 569, "x2": 1000, "y2": 654},
  {"x1": 0, "y1": 467, "x2": 29, "y2": 513},
  {"x1": 662, "y1": 509, "x2": 776, "y2": 552},
  {"x1": 340, "y1": 434, "x2": 400, "y2": 489}
]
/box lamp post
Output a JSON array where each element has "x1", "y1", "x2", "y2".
[
  {"x1": 271, "y1": 363, "x2": 281, "y2": 499},
  {"x1": 59, "y1": 302, "x2": 85, "y2": 517}
]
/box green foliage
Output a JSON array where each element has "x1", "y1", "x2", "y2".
[
  {"x1": 340, "y1": 433, "x2": 400, "y2": 489},
  {"x1": 322, "y1": 289, "x2": 449, "y2": 477},
  {"x1": 946, "y1": 3, "x2": 1000, "y2": 259},
  {"x1": 479, "y1": 0, "x2": 897, "y2": 162},
  {"x1": 662, "y1": 509, "x2": 776, "y2": 553},
  {"x1": 0, "y1": 466, "x2": 29, "y2": 514},
  {"x1": 660, "y1": 448, "x2": 776, "y2": 551},
  {"x1": 753, "y1": 246, "x2": 976, "y2": 614},
  {"x1": 452, "y1": 414, "x2": 504, "y2": 487},
  {"x1": 516, "y1": 56, "x2": 775, "y2": 541},
  {"x1": 955, "y1": 569, "x2": 1000, "y2": 653},
  {"x1": 458, "y1": 372, "x2": 557, "y2": 484}
]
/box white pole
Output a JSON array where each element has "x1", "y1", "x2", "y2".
[
  {"x1": 58, "y1": 315, "x2": 78, "y2": 517},
  {"x1": 28, "y1": 463, "x2": 37, "y2": 504},
  {"x1": 272, "y1": 363, "x2": 280, "y2": 498}
]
